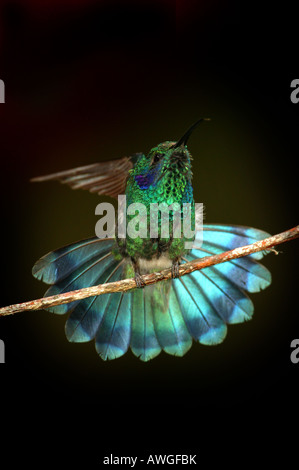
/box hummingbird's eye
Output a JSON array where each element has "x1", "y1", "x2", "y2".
[{"x1": 152, "y1": 154, "x2": 161, "y2": 164}]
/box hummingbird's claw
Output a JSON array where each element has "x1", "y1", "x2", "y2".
[
  {"x1": 134, "y1": 273, "x2": 146, "y2": 288},
  {"x1": 171, "y1": 261, "x2": 180, "y2": 279}
]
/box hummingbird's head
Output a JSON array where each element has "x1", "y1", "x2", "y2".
[{"x1": 128, "y1": 119, "x2": 210, "y2": 205}]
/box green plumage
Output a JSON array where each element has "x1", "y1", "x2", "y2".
[
  {"x1": 117, "y1": 141, "x2": 196, "y2": 269},
  {"x1": 31, "y1": 120, "x2": 272, "y2": 361}
]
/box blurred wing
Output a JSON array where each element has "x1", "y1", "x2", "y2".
[{"x1": 31, "y1": 154, "x2": 140, "y2": 199}]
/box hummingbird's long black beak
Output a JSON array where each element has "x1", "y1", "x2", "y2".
[{"x1": 171, "y1": 118, "x2": 210, "y2": 149}]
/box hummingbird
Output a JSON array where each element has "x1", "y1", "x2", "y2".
[{"x1": 31, "y1": 120, "x2": 272, "y2": 361}]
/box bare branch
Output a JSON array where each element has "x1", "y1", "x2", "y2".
[{"x1": 0, "y1": 225, "x2": 298, "y2": 317}]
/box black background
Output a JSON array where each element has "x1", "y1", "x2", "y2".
[{"x1": 0, "y1": 0, "x2": 298, "y2": 465}]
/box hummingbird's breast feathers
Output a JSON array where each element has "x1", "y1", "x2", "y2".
[
  {"x1": 125, "y1": 141, "x2": 194, "y2": 206},
  {"x1": 138, "y1": 254, "x2": 173, "y2": 274}
]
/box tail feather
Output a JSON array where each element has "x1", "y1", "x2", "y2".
[
  {"x1": 95, "y1": 282, "x2": 132, "y2": 360},
  {"x1": 153, "y1": 284, "x2": 192, "y2": 356},
  {"x1": 173, "y1": 275, "x2": 227, "y2": 345},
  {"x1": 201, "y1": 224, "x2": 271, "y2": 260},
  {"x1": 189, "y1": 249, "x2": 271, "y2": 293},
  {"x1": 65, "y1": 259, "x2": 124, "y2": 342},
  {"x1": 130, "y1": 287, "x2": 162, "y2": 361},
  {"x1": 32, "y1": 237, "x2": 114, "y2": 284},
  {"x1": 189, "y1": 266, "x2": 254, "y2": 324},
  {"x1": 32, "y1": 224, "x2": 272, "y2": 361},
  {"x1": 44, "y1": 252, "x2": 116, "y2": 315}
]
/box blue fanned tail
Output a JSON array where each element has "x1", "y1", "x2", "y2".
[{"x1": 32, "y1": 224, "x2": 272, "y2": 361}]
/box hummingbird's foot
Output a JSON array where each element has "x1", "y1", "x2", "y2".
[
  {"x1": 134, "y1": 272, "x2": 146, "y2": 288},
  {"x1": 171, "y1": 260, "x2": 180, "y2": 279},
  {"x1": 131, "y1": 257, "x2": 146, "y2": 288}
]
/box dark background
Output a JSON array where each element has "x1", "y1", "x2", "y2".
[{"x1": 0, "y1": 0, "x2": 298, "y2": 465}]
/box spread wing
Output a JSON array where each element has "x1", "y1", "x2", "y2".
[{"x1": 31, "y1": 155, "x2": 140, "y2": 199}]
